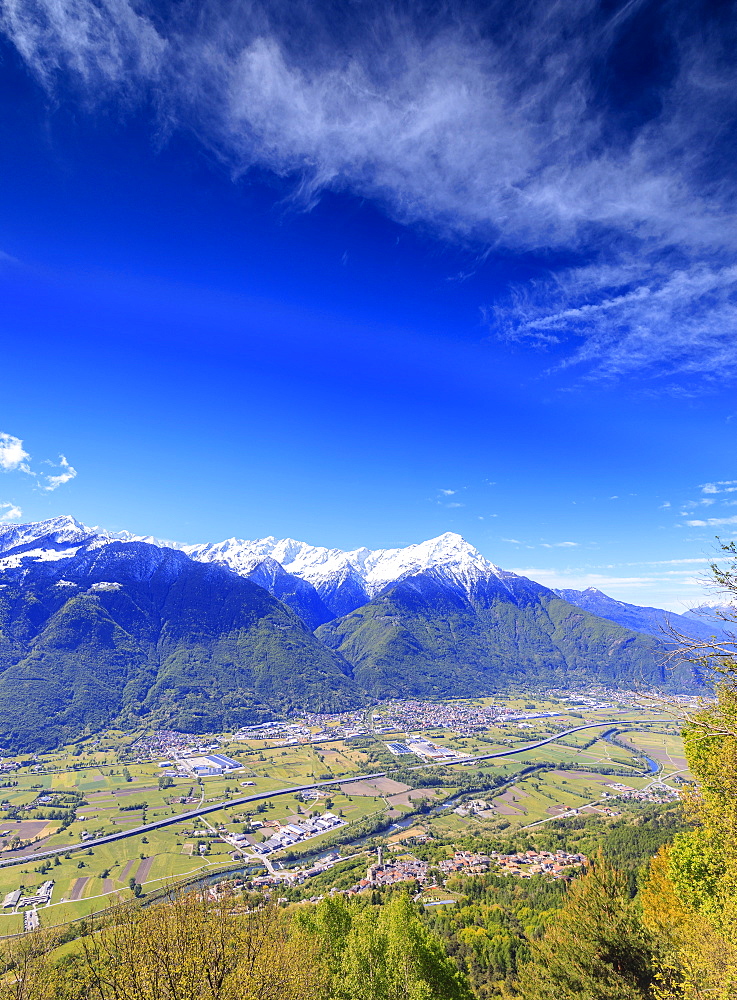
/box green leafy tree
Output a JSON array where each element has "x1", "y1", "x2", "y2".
[
  {"x1": 298, "y1": 893, "x2": 473, "y2": 1000},
  {"x1": 640, "y1": 540, "x2": 737, "y2": 996},
  {"x1": 512, "y1": 855, "x2": 656, "y2": 1000}
]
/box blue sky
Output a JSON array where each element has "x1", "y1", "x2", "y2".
[{"x1": 0, "y1": 0, "x2": 736, "y2": 610}]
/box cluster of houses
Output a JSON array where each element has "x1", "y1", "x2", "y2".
[
  {"x1": 438, "y1": 851, "x2": 492, "y2": 875},
  {"x1": 235, "y1": 722, "x2": 312, "y2": 744},
  {"x1": 453, "y1": 798, "x2": 494, "y2": 817},
  {"x1": 3, "y1": 880, "x2": 53, "y2": 911},
  {"x1": 235, "y1": 844, "x2": 586, "y2": 901},
  {"x1": 348, "y1": 848, "x2": 430, "y2": 891},
  {"x1": 128, "y1": 730, "x2": 219, "y2": 761},
  {"x1": 370, "y1": 700, "x2": 506, "y2": 734},
  {"x1": 248, "y1": 812, "x2": 346, "y2": 855},
  {"x1": 216, "y1": 839, "x2": 591, "y2": 906},
  {"x1": 605, "y1": 783, "x2": 679, "y2": 804},
  {"x1": 215, "y1": 851, "x2": 345, "y2": 891},
  {"x1": 371, "y1": 699, "x2": 580, "y2": 735},
  {"x1": 489, "y1": 849, "x2": 587, "y2": 878}
]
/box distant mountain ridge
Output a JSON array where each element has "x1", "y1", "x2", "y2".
[
  {"x1": 4, "y1": 518, "x2": 727, "y2": 638},
  {"x1": 0, "y1": 520, "x2": 530, "y2": 624},
  {"x1": 681, "y1": 602, "x2": 735, "y2": 636},
  {"x1": 179, "y1": 531, "x2": 511, "y2": 619},
  {"x1": 555, "y1": 587, "x2": 733, "y2": 645}
]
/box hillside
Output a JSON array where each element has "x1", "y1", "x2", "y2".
[
  {"x1": 316, "y1": 570, "x2": 691, "y2": 699},
  {"x1": 0, "y1": 539, "x2": 361, "y2": 751}
]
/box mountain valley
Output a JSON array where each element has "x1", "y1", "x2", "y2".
[{"x1": 0, "y1": 517, "x2": 710, "y2": 750}]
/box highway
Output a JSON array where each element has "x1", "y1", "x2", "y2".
[{"x1": 0, "y1": 718, "x2": 659, "y2": 869}]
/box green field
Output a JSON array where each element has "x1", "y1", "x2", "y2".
[{"x1": 0, "y1": 694, "x2": 689, "y2": 931}]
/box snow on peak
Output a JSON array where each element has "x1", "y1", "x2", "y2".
[
  {"x1": 0, "y1": 517, "x2": 508, "y2": 604},
  {"x1": 357, "y1": 532, "x2": 502, "y2": 595},
  {"x1": 0, "y1": 516, "x2": 185, "y2": 576},
  {"x1": 684, "y1": 600, "x2": 735, "y2": 620},
  {"x1": 180, "y1": 530, "x2": 501, "y2": 597},
  {"x1": 0, "y1": 515, "x2": 96, "y2": 553}
]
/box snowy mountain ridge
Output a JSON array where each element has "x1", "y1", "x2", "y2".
[
  {"x1": 0, "y1": 517, "x2": 509, "y2": 605},
  {"x1": 181, "y1": 530, "x2": 506, "y2": 598},
  {"x1": 2, "y1": 517, "x2": 731, "y2": 627}
]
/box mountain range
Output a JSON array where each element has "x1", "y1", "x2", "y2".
[
  {"x1": 0, "y1": 516, "x2": 722, "y2": 750},
  {"x1": 555, "y1": 588, "x2": 732, "y2": 646}
]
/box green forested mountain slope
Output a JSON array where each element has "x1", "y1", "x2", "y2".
[
  {"x1": 316, "y1": 571, "x2": 686, "y2": 699},
  {"x1": 0, "y1": 541, "x2": 361, "y2": 751},
  {"x1": 0, "y1": 520, "x2": 701, "y2": 752}
]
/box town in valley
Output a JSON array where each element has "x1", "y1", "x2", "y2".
[{"x1": 0, "y1": 689, "x2": 690, "y2": 932}]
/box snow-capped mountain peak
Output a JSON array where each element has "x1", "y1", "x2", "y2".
[
  {"x1": 357, "y1": 532, "x2": 502, "y2": 595},
  {"x1": 0, "y1": 514, "x2": 98, "y2": 554},
  {"x1": 0, "y1": 516, "x2": 184, "y2": 557}
]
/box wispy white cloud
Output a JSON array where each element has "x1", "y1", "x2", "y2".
[
  {"x1": 0, "y1": 432, "x2": 76, "y2": 492},
  {"x1": 660, "y1": 570, "x2": 709, "y2": 576},
  {"x1": 513, "y1": 568, "x2": 658, "y2": 590},
  {"x1": 501, "y1": 537, "x2": 578, "y2": 549},
  {"x1": 678, "y1": 499, "x2": 716, "y2": 512},
  {"x1": 701, "y1": 480, "x2": 737, "y2": 494},
  {"x1": 0, "y1": 502, "x2": 21, "y2": 522},
  {"x1": 510, "y1": 563, "x2": 718, "y2": 611},
  {"x1": 1, "y1": 1, "x2": 735, "y2": 386},
  {"x1": 685, "y1": 515, "x2": 737, "y2": 527},
  {"x1": 493, "y1": 263, "x2": 737, "y2": 384},
  {"x1": 623, "y1": 557, "x2": 711, "y2": 566},
  {"x1": 43, "y1": 455, "x2": 77, "y2": 492},
  {"x1": 434, "y1": 486, "x2": 464, "y2": 508}
]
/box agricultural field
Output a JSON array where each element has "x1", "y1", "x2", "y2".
[
  {"x1": 0, "y1": 692, "x2": 689, "y2": 932},
  {"x1": 615, "y1": 730, "x2": 691, "y2": 775}
]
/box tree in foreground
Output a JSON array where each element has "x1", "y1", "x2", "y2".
[
  {"x1": 296, "y1": 891, "x2": 474, "y2": 1000},
  {"x1": 0, "y1": 927, "x2": 59, "y2": 1000},
  {"x1": 1, "y1": 889, "x2": 472, "y2": 1000},
  {"x1": 1, "y1": 891, "x2": 327, "y2": 1000},
  {"x1": 639, "y1": 539, "x2": 737, "y2": 999},
  {"x1": 510, "y1": 854, "x2": 656, "y2": 1000}
]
